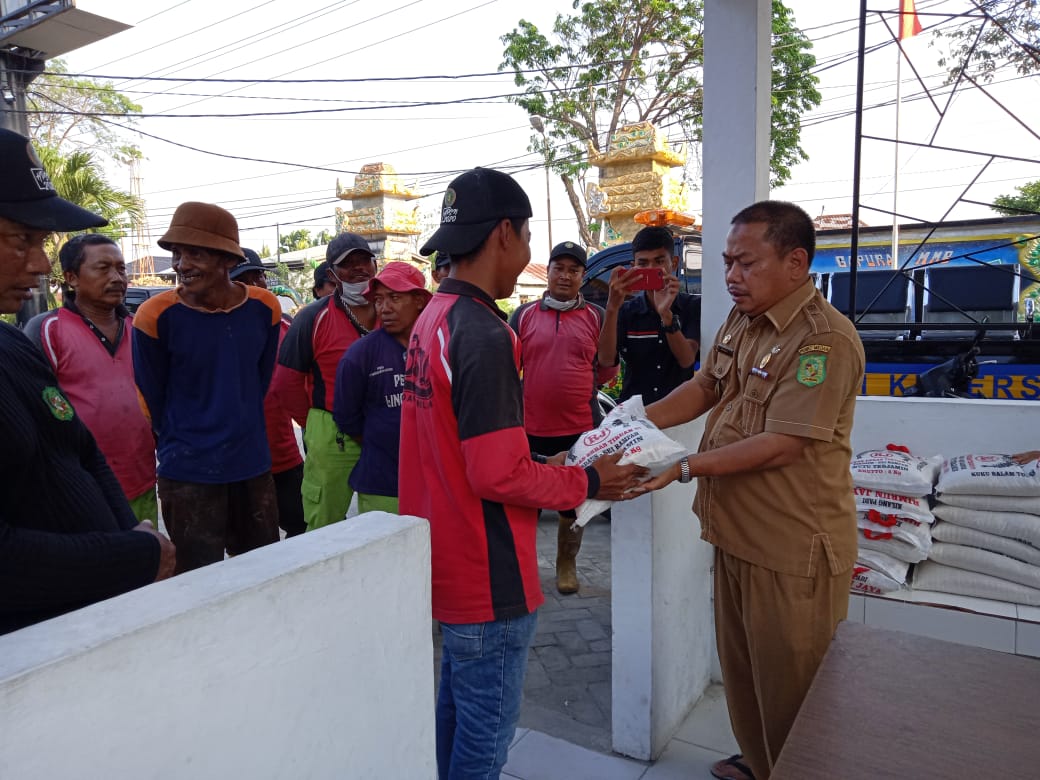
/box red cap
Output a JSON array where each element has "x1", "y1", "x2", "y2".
[{"x1": 363, "y1": 261, "x2": 432, "y2": 300}]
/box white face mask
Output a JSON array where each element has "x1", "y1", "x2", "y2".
[{"x1": 339, "y1": 279, "x2": 368, "y2": 307}]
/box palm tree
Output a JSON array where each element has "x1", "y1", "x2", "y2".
[{"x1": 35, "y1": 145, "x2": 143, "y2": 280}]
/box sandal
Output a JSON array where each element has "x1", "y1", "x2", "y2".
[{"x1": 710, "y1": 754, "x2": 755, "y2": 780}]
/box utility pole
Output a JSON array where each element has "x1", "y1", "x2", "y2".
[
  {"x1": 3, "y1": 50, "x2": 45, "y2": 325},
  {"x1": 530, "y1": 115, "x2": 553, "y2": 254},
  {"x1": 1, "y1": 1, "x2": 131, "y2": 324}
]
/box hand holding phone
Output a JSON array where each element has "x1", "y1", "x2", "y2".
[{"x1": 627, "y1": 267, "x2": 665, "y2": 291}]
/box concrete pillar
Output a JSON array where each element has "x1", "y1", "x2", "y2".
[
  {"x1": 611, "y1": 419, "x2": 714, "y2": 760},
  {"x1": 701, "y1": 0, "x2": 773, "y2": 340}
]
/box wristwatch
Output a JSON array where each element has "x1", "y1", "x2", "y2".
[
  {"x1": 678, "y1": 457, "x2": 692, "y2": 483},
  {"x1": 662, "y1": 315, "x2": 682, "y2": 334}
]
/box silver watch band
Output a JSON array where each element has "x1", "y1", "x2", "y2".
[{"x1": 679, "y1": 457, "x2": 692, "y2": 484}]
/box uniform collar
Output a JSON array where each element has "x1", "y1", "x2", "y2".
[
  {"x1": 438, "y1": 278, "x2": 509, "y2": 321},
  {"x1": 763, "y1": 279, "x2": 816, "y2": 333}
]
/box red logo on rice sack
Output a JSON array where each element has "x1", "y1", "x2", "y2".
[
  {"x1": 853, "y1": 566, "x2": 870, "y2": 576},
  {"x1": 862, "y1": 529, "x2": 893, "y2": 540},
  {"x1": 583, "y1": 428, "x2": 610, "y2": 446}
]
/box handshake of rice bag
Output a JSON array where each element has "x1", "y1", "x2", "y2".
[{"x1": 564, "y1": 395, "x2": 688, "y2": 527}]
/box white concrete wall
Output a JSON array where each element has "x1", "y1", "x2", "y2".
[
  {"x1": 0, "y1": 513, "x2": 435, "y2": 780},
  {"x1": 849, "y1": 396, "x2": 1037, "y2": 456},
  {"x1": 612, "y1": 419, "x2": 712, "y2": 760}
]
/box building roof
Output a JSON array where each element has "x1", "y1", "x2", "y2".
[
  {"x1": 813, "y1": 214, "x2": 869, "y2": 230},
  {"x1": 520, "y1": 263, "x2": 548, "y2": 284}
]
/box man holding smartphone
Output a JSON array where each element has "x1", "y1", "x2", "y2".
[{"x1": 598, "y1": 226, "x2": 701, "y2": 403}]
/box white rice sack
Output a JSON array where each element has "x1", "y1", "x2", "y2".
[
  {"x1": 858, "y1": 510, "x2": 932, "y2": 554},
  {"x1": 912, "y1": 561, "x2": 1040, "y2": 607},
  {"x1": 850, "y1": 447, "x2": 941, "y2": 496},
  {"x1": 936, "y1": 453, "x2": 1040, "y2": 497},
  {"x1": 566, "y1": 395, "x2": 686, "y2": 527},
  {"x1": 935, "y1": 492, "x2": 1040, "y2": 515},
  {"x1": 858, "y1": 530, "x2": 930, "y2": 564},
  {"x1": 932, "y1": 503, "x2": 1040, "y2": 547},
  {"x1": 929, "y1": 541, "x2": 1040, "y2": 591},
  {"x1": 853, "y1": 487, "x2": 934, "y2": 524},
  {"x1": 856, "y1": 548, "x2": 909, "y2": 584},
  {"x1": 851, "y1": 563, "x2": 904, "y2": 595},
  {"x1": 931, "y1": 521, "x2": 1040, "y2": 568}
]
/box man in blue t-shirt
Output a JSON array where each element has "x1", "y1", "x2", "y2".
[{"x1": 333, "y1": 262, "x2": 431, "y2": 513}]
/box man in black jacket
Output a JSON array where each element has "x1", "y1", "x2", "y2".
[{"x1": 0, "y1": 128, "x2": 175, "y2": 635}]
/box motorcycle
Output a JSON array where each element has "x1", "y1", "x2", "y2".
[{"x1": 903, "y1": 329, "x2": 985, "y2": 399}]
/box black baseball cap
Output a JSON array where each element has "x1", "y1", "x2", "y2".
[
  {"x1": 548, "y1": 241, "x2": 588, "y2": 267},
  {"x1": 420, "y1": 168, "x2": 532, "y2": 256},
  {"x1": 230, "y1": 247, "x2": 265, "y2": 280},
  {"x1": 313, "y1": 262, "x2": 333, "y2": 286},
  {"x1": 0, "y1": 128, "x2": 107, "y2": 231},
  {"x1": 327, "y1": 232, "x2": 374, "y2": 265}
]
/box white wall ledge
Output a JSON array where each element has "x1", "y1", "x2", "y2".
[{"x1": 0, "y1": 513, "x2": 436, "y2": 780}]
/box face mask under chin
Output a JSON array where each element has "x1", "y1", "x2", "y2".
[{"x1": 339, "y1": 279, "x2": 369, "y2": 306}]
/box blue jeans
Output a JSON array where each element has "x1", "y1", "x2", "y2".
[{"x1": 436, "y1": 611, "x2": 538, "y2": 780}]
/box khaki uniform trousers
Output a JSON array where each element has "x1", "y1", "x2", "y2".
[{"x1": 714, "y1": 547, "x2": 851, "y2": 780}]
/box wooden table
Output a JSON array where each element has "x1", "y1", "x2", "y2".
[{"x1": 772, "y1": 621, "x2": 1040, "y2": 778}]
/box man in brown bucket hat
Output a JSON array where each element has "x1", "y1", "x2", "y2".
[{"x1": 132, "y1": 202, "x2": 282, "y2": 573}]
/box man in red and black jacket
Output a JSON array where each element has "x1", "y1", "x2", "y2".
[
  {"x1": 272, "y1": 233, "x2": 378, "y2": 532},
  {"x1": 401, "y1": 167, "x2": 646, "y2": 779}
]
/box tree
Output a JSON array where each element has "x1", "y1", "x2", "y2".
[
  {"x1": 311, "y1": 229, "x2": 333, "y2": 247},
  {"x1": 500, "y1": 0, "x2": 821, "y2": 246},
  {"x1": 281, "y1": 229, "x2": 312, "y2": 251},
  {"x1": 992, "y1": 180, "x2": 1040, "y2": 216},
  {"x1": 35, "y1": 145, "x2": 144, "y2": 278},
  {"x1": 937, "y1": 0, "x2": 1040, "y2": 83},
  {"x1": 26, "y1": 59, "x2": 143, "y2": 161},
  {"x1": 259, "y1": 245, "x2": 272, "y2": 259}
]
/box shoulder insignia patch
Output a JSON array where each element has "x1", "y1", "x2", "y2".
[
  {"x1": 798, "y1": 344, "x2": 832, "y2": 355},
  {"x1": 796, "y1": 354, "x2": 827, "y2": 387},
  {"x1": 42, "y1": 386, "x2": 75, "y2": 421}
]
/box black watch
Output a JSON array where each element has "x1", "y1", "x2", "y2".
[{"x1": 662, "y1": 315, "x2": 681, "y2": 334}]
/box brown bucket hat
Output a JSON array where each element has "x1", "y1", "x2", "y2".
[{"x1": 158, "y1": 201, "x2": 245, "y2": 259}]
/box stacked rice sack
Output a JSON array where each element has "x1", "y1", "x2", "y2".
[
  {"x1": 918, "y1": 454, "x2": 1040, "y2": 606},
  {"x1": 849, "y1": 445, "x2": 940, "y2": 595}
]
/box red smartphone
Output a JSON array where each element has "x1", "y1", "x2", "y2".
[{"x1": 627, "y1": 267, "x2": 665, "y2": 291}]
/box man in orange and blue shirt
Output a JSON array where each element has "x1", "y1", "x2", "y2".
[{"x1": 133, "y1": 202, "x2": 281, "y2": 573}]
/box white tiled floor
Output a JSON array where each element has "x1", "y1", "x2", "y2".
[{"x1": 503, "y1": 684, "x2": 734, "y2": 780}]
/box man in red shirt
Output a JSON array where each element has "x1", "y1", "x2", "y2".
[
  {"x1": 273, "y1": 233, "x2": 378, "y2": 531},
  {"x1": 510, "y1": 241, "x2": 617, "y2": 594},
  {"x1": 231, "y1": 248, "x2": 305, "y2": 537},
  {"x1": 25, "y1": 234, "x2": 157, "y2": 522},
  {"x1": 401, "y1": 167, "x2": 646, "y2": 779}
]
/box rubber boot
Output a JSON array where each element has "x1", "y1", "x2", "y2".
[{"x1": 555, "y1": 514, "x2": 584, "y2": 594}]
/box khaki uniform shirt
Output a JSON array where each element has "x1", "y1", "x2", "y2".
[{"x1": 692, "y1": 280, "x2": 865, "y2": 578}]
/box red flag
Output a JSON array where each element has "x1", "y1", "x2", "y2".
[{"x1": 899, "y1": 0, "x2": 923, "y2": 40}]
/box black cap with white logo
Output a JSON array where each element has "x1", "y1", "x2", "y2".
[
  {"x1": 0, "y1": 128, "x2": 107, "y2": 231},
  {"x1": 548, "y1": 241, "x2": 588, "y2": 268},
  {"x1": 419, "y1": 168, "x2": 532, "y2": 257}
]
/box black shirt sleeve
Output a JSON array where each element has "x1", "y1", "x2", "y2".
[{"x1": 448, "y1": 298, "x2": 524, "y2": 441}]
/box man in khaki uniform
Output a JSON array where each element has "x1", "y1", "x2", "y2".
[{"x1": 641, "y1": 201, "x2": 864, "y2": 780}]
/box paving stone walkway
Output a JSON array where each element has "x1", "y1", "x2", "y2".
[{"x1": 432, "y1": 511, "x2": 615, "y2": 753}]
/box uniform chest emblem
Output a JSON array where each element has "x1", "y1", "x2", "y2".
[
  {"x1": 796, "y1": 354, "x2": 827, "y2": 387},
  {"x1": 42, "y1": 386, "x2": 74, "y2": 421}
]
